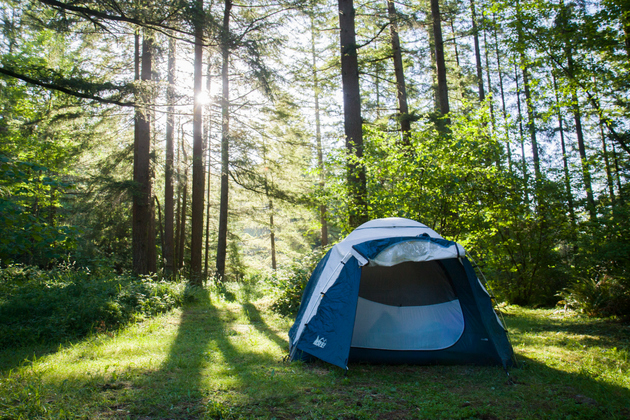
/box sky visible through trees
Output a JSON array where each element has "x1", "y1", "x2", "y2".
[{"x1": 1, "y1": 0, "x2": 629, "y2": 312}]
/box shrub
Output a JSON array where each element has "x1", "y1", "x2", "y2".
[
  {"x1": 0, "y1": 265, "x2": 188, "y2": 349},
  {"x1": 269, "y1": 248, "x2": 328, "y2": 316},
  {"x1": 560, "y1": 275, "x2": 630, "y2": 318}
]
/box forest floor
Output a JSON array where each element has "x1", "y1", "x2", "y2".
[{"x1": 1, "y1": 284, "x2": 629, "y2": 419}]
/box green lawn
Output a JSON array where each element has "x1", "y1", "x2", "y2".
[{"x1": 1, "y1": 285, "x2": 628, "y2": 419}]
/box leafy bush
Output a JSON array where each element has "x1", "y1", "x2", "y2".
[
  {"x1": 269, "y1": 248, "x2": 328, "y2": 316},
  {"x1": 0, "y1": 264, "x2": 189, "y2": 349},
  {"x1": 0, "y1": 155, "x2": 78, "y2": 268},
  {"x1": 560, "y1": 275, "x2": 630, "y2": 318}
]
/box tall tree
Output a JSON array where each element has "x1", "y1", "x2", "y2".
[
  {"x1": 216, "y1": 0, "x2": 232, "y2": 280},
  {"x1": 310, "y1": 16, "x2": 328, "y2": 247},
  {"x1": 132, "y1": 31, "x2": 156, "y2": 275},
  {"x1": 430, "y1": 0, "x2": 450, "y2": 125},
  {"x1": 470, "y1": 0, "x2": 485, "y2": 102},
  {"x1": 514, "y1": 0, "x2": 541, "y2": 182},
  {"x1": 204, "y1": 60, "x2": 213, "y2": 279},
  {"x1": 552, "y1": 73, "x2": 577, "y2": 236},
  {"x1": 339, "y1": 0, "x2": 368, "y2": 228},
  {"x1": 493, "y1": 13, "x2": 513, "y2": 171},
  {"x1": 387, "y1": 0, "x2": 411, "y2": 145},
  {"x1": 176, "y1": 126, "x2": 189, "y2": 271},
  {"x1": 164, "y1": 36, "x2": 176, "y2": 277},
  {"x1": 190, "y1": 0, "x2": 205, "y2": 284}
]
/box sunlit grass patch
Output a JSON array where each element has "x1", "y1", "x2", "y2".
[{"x1": 0, "y1": 288, "x2": 628, "y2": 419}]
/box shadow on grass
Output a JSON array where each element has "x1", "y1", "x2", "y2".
[
  {"x1": 122, "y1": 287, "x2": 297, "y2": 419},
  {"x1": 0, "y1": 342, "x2": 70, "y2": 373},
  {"x1": 498, "y1": 355, "x2": 630, "y2": 419},
  {"x1": 507, "y1": 313, "x2": 630, "y2": 351},
  {"x1": 240, "y1": 285, "x2": 289, "y2": 353},
  {"x1": 125, "y1": 289, "x2": 218, "y2": 419}
]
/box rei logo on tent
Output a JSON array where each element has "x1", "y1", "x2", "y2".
[{"x1": 313, "y1": 336, "x2": 327, "y2": 348}]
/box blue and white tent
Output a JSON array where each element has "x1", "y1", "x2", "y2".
[{"x1": 288, "y1": 218, "x2": 514, "y2": 370}]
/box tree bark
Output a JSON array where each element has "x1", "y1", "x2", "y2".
[
  {"x1": 269, "y1": 200, "x2": 276, "y2": 270},
  {"x1": 552, "y1": 74, "x2": 577, "y2": 235},
  {"x1": 514, "y1": 63, "x2": 530, "y2": 204},
  {"x1": 204, "y1": 60, "x2": 213, "y2": 280},
  {"x1": 612, "y1": 144, "x2": 625, "y2": 205},
  {"x1": 310, "y1": 18, "x2": 328, "y2": 247},
  {"x1": 132, "y1": 33, "x2": 156, "y2": 275},
  {"x1": 494, "y1": 13, "x2": 512, "y2": 172},
  {"x1": 521, "y1": 65, "x2": 541, "y2": 182},
  {"x1": 482, "y1": 19, "x2": 495, "y2": 128},
  {"x1": 430, "y1": 0, "x2": 450, "y2": 126},
  {"x1": 174, "y1": 125, "x2": 182, "y2": 274},
  {"x1": 599, "y1": 124, "x2": 616, "y2": 206},
  {"x1": 339, "y1": 0, "x2": 368, "y2": 229},
  {"x1": 387, "y1": 0, "x2": 411, "y2": 145},
  {"x1": 216, "y1": 0, "x2": 232, "y2": 280},
  {"x1": 425, "y1": 14, "x2": 439, "y2": 111},
  {"x1": 190, "y1": 0, "x2": 205, "y2": 284},
  {"x1": 164, "y1": 36, "x2": 176, "y2": 277},
  {"x1": 178, "y1": 127, "x2": 189, "y2": 271},
  {"x1": 567, "y1": 52, "x2": 596, "y2": 221},
  {"x1": 470, "y1": 0, "x2": 485, "y2": 102}
]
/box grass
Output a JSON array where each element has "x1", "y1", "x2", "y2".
[{"x1": 0, "y1": 284, "x2": 629, "y2": 419}]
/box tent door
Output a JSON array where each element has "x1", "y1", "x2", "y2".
[{"x1": 350, "y1": 260, "x2": 465, "y2": 351}]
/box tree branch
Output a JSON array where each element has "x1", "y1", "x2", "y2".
[{"x1": 0, "y1": 66, "x2": 136, "y2": 107}]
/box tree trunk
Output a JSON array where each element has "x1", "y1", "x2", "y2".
[
  {"x1": 552, "y1": 74, "x2": 577, "y2": 235},
  {"x1": 494, "y1": 13, "x2": 512, "y2": 172},
  {"x1": 514, "y1": 63, "x2": 530, "y2": 203},
  {"x1": 449, "y1": 20, "x2": 460, "y2": 68},
  {"x1": 310, "y1": 18, "x2": 328, "y2": 247},
  {"x1": 178, "y1": 130, "x2": 189, "y2": 270},
  {"x1": 374, "y1": 41, "x2": 382, "y2": 120},
  {"x1": 216, "y1": 0, "x2": 232, "y2": 281},
  {"x1": 387, "y1": 0, "x2": 411, "y2": 145},
  {"x1": 572, "y1": 87, "x2": 596, "y2": 221},
  {"x1": 426, "y1": 14, "x2": 439, "y2": 111},
  {"x1": 430, "y1": 0, "x2": 450, "y2": 124},
  {"x1": 269, "y1": 197, "x2": 276, "y2": 271},
  {"x1": 612, "y1": 144, "x2": 625, "y2": 205},
  {"x1": 174, "y1": 124, "x2": 182, "y2": 275},
  {"x1": 599, "y1": 124, "x2": 616, "y2": 206},
  {"x1": 567, "y1": 52, "x2": 596, "y2": 221},
  {"x1": 132, "y1": 33, "x2": 156, "y2": 275},
  {"x1": 514, "y1": 0, "x2": 540, "y2": 182},
  {"x1": 164, "y1": 36, "x2": 176, "y2": 277},
  {"x1": 204, "y1": 60, "x2": 213, "y2": 280},
  {"x1": 482, "y1": 19, "x2": 495, "y2": 129},
  {"x1": 339, "y1": 0, "x2": 368, "y2": 229},
  {"x1": 470, "y1": 0, "x2": 485, "y2": 102},
  {"x1": 521, "y1": 65, "x2": 541, "y2": 182},
  {"x1": 621, "y1": 2, "x2": 630, "y2": 60},
  {"x1": 190, "y1": 0, "x2": 205, "y2": 284}
]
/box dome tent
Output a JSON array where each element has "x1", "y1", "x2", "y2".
[{"x1": 288, "y1": 217, "x2": 514, "y2": 370}]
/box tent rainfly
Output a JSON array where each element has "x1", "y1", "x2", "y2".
[{"x1": 288, "y1": 218, "x2": 514, "y2": 370}]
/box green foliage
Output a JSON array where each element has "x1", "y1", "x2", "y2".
[
  {"x1": 558, "y1": 205, "x2": 630, "y2": 317},
  {"x1": 325, "y1": 104, "x2": 572, "y2": 306},
  {"x1": 0, "y1": 264, "x2": 190, "y2": 349},
  {"x1": 561, "y1": 275, "x2": 630, "y2": 317},
  {"x1": 0, "y1": 155, "x2": 78, "y2": 267},
  {"x1": 269, "y1": 248, "x2": 328, "y2": 316}
]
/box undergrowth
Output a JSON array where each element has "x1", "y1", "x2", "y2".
[
  {"x1": 0, "y1": 264, "x2": 193, "y2": 349},
  {"x1": 267, "y1": 248, "x2": 328, "y2": 316}
]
